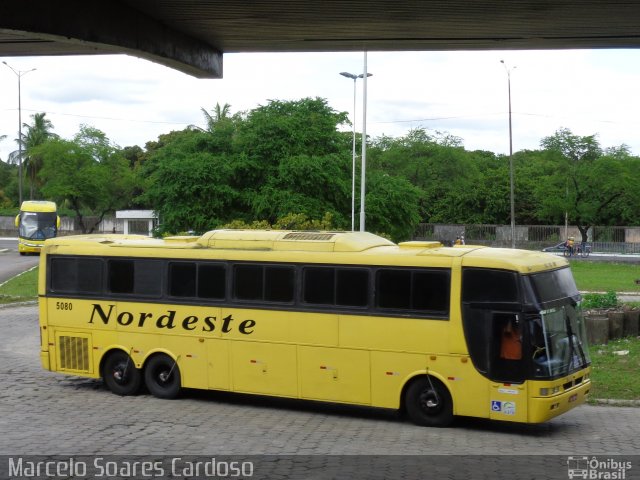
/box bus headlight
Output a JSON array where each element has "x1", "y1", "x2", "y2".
[{"x1": 540, "y1": 386, "x2": 560, "y2": 396}]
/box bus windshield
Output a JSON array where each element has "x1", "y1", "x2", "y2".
[
  {"x1": 527, "y1": 268, "x2": 590, "y2": 378},
  {"x1": 19, "y1": 211, "x2": 58, "y2": 240},
  {"x1": 530, "y1": 304, "x2": 591, "y2": 378}
]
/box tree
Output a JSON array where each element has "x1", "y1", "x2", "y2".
[
  {"x1": 35, "y1": 126, "x2": 135, "y2": 233},
  {"x1": 362, "y1": 171, "x2": 422, "y2": 242},
  {"x1": 368, "y1": 128, "x2": 481, "y2": 224},
  {"x1": 138, "y1": 129, "x2": 241, "y2": 233},
  {"x1": 19, "y1": 113, "x2": 57, "y2": 199},
  {"x1": 141, "y1": 99, "x2": 353, "y2": 233},
  {"x1": 201, "y1": 102, "x2": 232, "y2": 131},
  {"x1": 250, "y1": 153, "x2": 351, "y2": 227},
  {"x1": 536, "y1": 128, "x2": 630, "y2": 242}
]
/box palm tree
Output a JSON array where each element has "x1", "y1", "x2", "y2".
[
  {"x1": 201, "y1": 102, "x2": 231, "y2": 132},
  {"x1": 21, "y1": 113, "x2": 57, "y2": 199}
]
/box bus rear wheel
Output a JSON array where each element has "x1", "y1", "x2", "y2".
[
  {"x1": 405, "y1": 376, "x2": 453, "y2": 427},
  {"x1": 144, "y1": 354, "x2": 181, "y2": 399},
  {"x1": 103, "y1": 350, "x2": 141, "y2": 396}
]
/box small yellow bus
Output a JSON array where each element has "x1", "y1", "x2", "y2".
[
  {"x1": 38, "y1": 229, "x2": 591, "y2": 426},
  {"x1": 15, "y1": 200, "x2": 60, "y2": 255}
]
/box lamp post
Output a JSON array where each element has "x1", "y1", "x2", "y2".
[
  {"x1": 500, "y1": 60, "x2": 516, "y2": 248},
  {"x1": 360, "y1": 51, "x2": 369, "y2": 232},
  {"x1": 3, "y1": 61, "x2": 36, "y2": 207},
  {"x1": 340, "y1": 69, "x2": 372, "y2": 231}
]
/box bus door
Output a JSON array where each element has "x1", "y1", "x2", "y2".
[
  {"x1": 461, "y1": 267, "x2": 529, "y2": 421},
  {"x1": 488, "y1": 312, "x2": 528, "y2": 422}
]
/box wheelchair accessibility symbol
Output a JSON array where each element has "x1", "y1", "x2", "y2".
[{"x1": 491, "y1": 400, "x2": 516, "y2": 415}]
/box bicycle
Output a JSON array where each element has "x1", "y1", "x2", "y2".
[{"x1": 575, "y1": 242, "x2": 591, "y2": 258}]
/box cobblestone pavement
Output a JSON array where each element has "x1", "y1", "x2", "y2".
[{"x1": 1, "y1": 305, "x2": 638, "y2": 479}]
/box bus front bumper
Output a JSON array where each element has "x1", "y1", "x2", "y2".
[
  {"x1": 528, "y1": 380, "x2": 591, "y2": 423},
  {"x1": 18, "y1": 240, "x2": 44, "y2": 254}
]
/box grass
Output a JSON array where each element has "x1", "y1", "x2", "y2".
[
  {"x1": 0, "y1": 267, "x2": 39, "y2": 304},
  {"x1": 569, "y1": 260, "x2": 640, "y2": 293},
  {"x1": 0, "y1": 261, "x2": 638, "y2": 402},
  {"x1": 589, "y1": 337, "x2": 640, "y2": 401}
]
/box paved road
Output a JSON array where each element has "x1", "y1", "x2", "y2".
[
  {"x1": 0, "y1": 305, "x2": 638, "y2": 479},
  {"x1": 0, "y1": 246, "x2": 39, "y2": 285},
  {"x1": 0, "y1": 237, "x2": 17, "y2": 252}
]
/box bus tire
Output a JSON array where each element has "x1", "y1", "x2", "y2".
[
  {"x1": 404, "y1": 376, "x2": 453, "y2": 427},
  {"x1": 102, "y1": 350, "x2": 141, "y2": 396},
  {"x1": 144, "y1": 354, "x2": 181, "y2": 399}
]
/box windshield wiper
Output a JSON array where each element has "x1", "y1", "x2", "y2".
[{"x1": 564, "y1": 311, "x2": 587, "y2": 370}]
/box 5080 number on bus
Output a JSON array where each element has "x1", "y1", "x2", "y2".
[{"x1": 56, "y1": 302, "x2": 73, "y2": 311}]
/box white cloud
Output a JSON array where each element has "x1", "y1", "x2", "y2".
[{"x1": 2, "y1": 49, "x2": 640, "y2": 162}]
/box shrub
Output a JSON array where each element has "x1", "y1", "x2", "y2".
[{"x1": 582, "y1": 291, "x2": 619, "y2": 309}]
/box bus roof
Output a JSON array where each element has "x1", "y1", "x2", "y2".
[
  {"x1": 43, "y1": 229, "x2": 568, "y2": 274},
  {"x1": 20, "y1": 200, "x2": 57, "y2": 212}
]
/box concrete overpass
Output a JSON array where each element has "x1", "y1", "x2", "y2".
[{"x1": 1, "y1": 0, "x2": 640, "y2": 78}]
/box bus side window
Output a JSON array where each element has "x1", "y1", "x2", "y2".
[
  {"x1": 303, "y1": 267, "x2": 369, "y2": 307},
  {"x1": 198, "y1": 264, "x2": 226, "y2": 299},
  {"x1": 376, "y1": 269, "x2": 450, "y2": 316},
  {"x1": 377, "y1": 270, "x2": 411, "y2": 309},
  {"x1": 336, "y1": 269, "x2": 369, "y2": 307},
  {"x1": 303, "y1": 267, "x2": 335, "y2": 305},
  {"x1": 234, "y1": 265, "x2": 263, "y2": 300},
  {"x1": 233, "y1": 264, "x2": 295, "y2": 303},
  {"x1": 264, "y1": 266, "x2": 294, "y2": 302},
  {"x1": 50, "y1": 257, "x2": 103, "y2": 294},
  {"x1": 169, "y1": 262, "x2": 196, "y2": 297},
  {"x1": 108, "y1": 259, "x2": 162, "y2": 296},
  {"x1": 412, "y1": 270, "x2": 450, "y2": 314},
  {"x1": 462, "y1": 269, "x2": 518, "y2": 303}
]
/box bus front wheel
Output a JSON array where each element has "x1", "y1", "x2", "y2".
[
  {"x1": 102, "y1": 350, "x2": 141, "y2": 396},
  {"x1": 404, "y1": 376, "x2": 454, "y2": 427},
  {"x1": 144, "y1": 354, "x2": 181, "y2": 399}
]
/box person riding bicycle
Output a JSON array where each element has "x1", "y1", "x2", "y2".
[{"x1": 564, "y1": 236, "x2": 575, "y2": 256}]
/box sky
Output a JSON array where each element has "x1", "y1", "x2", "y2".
[{"x1": 1, "y1": 48, "x2": 640, "y2": 162}]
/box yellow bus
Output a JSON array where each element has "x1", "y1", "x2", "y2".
[
  {"x1": 38, "y1": 229, "x2": 591, "y2": 427},
  {"x1": 15, "y1": 200, "x2": 60, "y2": 255}
]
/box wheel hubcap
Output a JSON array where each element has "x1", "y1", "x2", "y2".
[
  {"x1": 113, "y1": 364, "x2": 126, "y2": 383},
  {"x1": 420, "y1": 390, "x2": 440, "y2": 412}
]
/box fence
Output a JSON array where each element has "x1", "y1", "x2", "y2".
[
  {"x1": 414, "y1": 224, "x2": 640, "y2": 254},
  {"x1": 2, "y1": 216, "x2": 640, "y2": 254},
  {"x1": 0, "y1": 215, "x2": 119, "y2": 237}
]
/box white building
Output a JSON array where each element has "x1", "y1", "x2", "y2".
[{"x1": 115, "y1": 210, "x2": 158, "y2": 236}]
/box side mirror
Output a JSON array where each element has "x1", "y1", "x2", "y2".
[
  {"x1": 14, "y1": 214, "x2": 19, "y2": 228},
  {"x1": 56, "y1": 216, "x2": 61, "y2": 229}
]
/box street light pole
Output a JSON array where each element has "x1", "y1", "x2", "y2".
[
  {"x1": 3, "y1": 61, "x2": 36, "y2": 207},
  {"x1": 500, "y1": 60, "x2": 516, "y2": 248},
  {"x1": 360, "y1": 51, "x2": 368, "y2": 232},
  {"x1": 340, "y1": 69, "x2": 372, "y2": 231}
]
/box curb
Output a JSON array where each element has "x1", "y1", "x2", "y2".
[
  {"x1": 0, "y1": 300, "x2": 38, "y2": 309},
  {"x1": 592, "y1": 398, "x2": 640, "y2": 407}
]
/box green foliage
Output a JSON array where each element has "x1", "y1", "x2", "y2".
[
  {"x1": 219, "y1": 212, "x2": 337, "y2": 231},
  {"x1": 0, "y1": 267, "x2": 38, "y2": 303},
  {"x1": 220, "y1": 219, "x2": 272, "y2": 230},
  {"x1": 35, "y1": 126, "x2": 136, "y2": 233},
  {"x1": 590, "y1": 337, "x2": 640, "y2": 401},
  {"x1": 273, "y1": 212, "x2": 335, "y2": 230},
  {"x1": 570, "y1": 261, "x2": 640, "y2": 293},
  {"x1": 142, "y1": 99, "x2": 354, "y2": 234},
  {"x1": 5, "y1": 96, "x2": 638, "y2": 237},
  {"x1": 533, "y1": 128, "x2": 636, "y2": 240},
  {"x1": 582, "y1": 291, "x2": 619, "y2": 309}
]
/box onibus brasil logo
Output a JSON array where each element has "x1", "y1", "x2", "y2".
[{"x1": 567, "y1": 456, "x2": 632, "y2": 479}]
